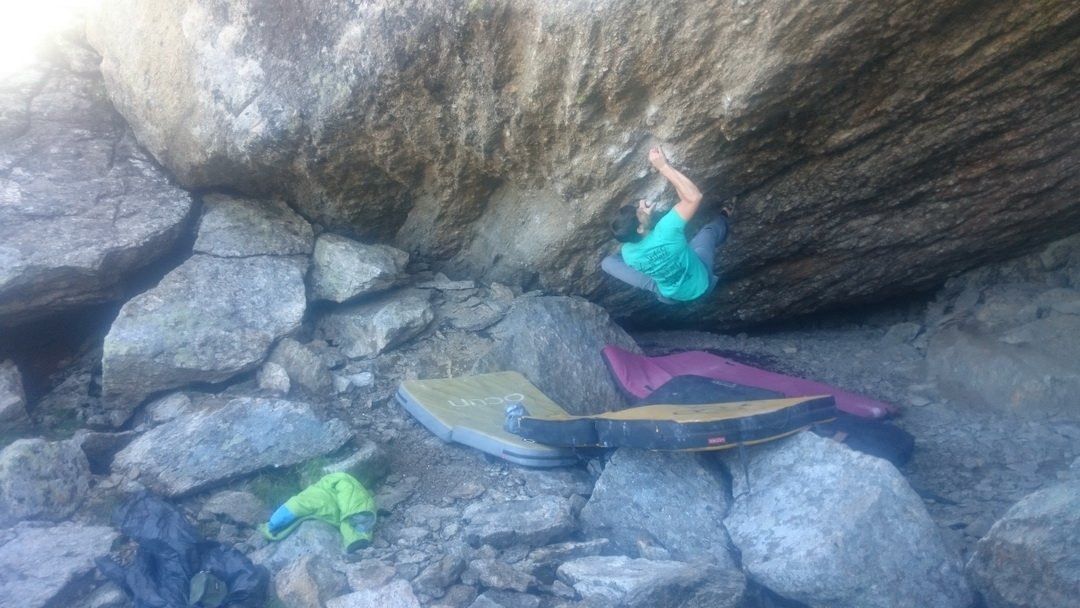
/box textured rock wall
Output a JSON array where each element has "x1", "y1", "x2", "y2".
[
  {"x1": 86, "y1": 0, "x2": 1080, "y2": 327},
  {"x1": 0, "y1": 27, "x2": 194, "y2": 327}
]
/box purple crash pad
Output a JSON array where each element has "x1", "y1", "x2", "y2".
[{"x1": 602, "y1": 345, "x2": 895, "y2": 419}]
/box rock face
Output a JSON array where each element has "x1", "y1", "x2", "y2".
[
  {"x1": 0, "y1": 27, "x2": 194, "y2": 327},
  {"x1": 85, "y1": 0, "x2": 1080, "y2": 327}
]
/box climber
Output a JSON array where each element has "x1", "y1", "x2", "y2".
[{"x1": 600, "y1": 146, "x2": 728, "y2": 303}]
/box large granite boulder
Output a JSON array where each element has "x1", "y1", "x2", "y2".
[
  {"x1": 86, "y1": 0, "x2": 1080, "y2": 327},
  {"x1": 723, "y1": 432, "x2": 972, "y2": 608},
  {"x1": 0, "y1": 26, "x2": 194, "y2": 327},
  {"x1": 101, "y1": 254, "x2": 307, "y2": 424},
  {"x1": 966, "y1": 480, "x2": 1080, "y2": 608},
  {"x1": 111, "y1": 397, "x2": 352, "y2": 497}
]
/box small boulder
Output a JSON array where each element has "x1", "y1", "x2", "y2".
[
  {"x1": 308, "y1": 234, "x2": 409, "y2": 303},
  {"x1": 723, "y1": 432, "x2": 972, "y2": 608},
  {"x1": 194, "y1": 194, "x2": 314, "y2": 257},
  {"x1": 463, "y1": 495, "x2": 577, "y2": 550},
  {"x1": 0, "y1": 359, "x2": 29, "y2": 429},
  {"x1": 267, "y1": 338, "x2": 335, "y2": 396},
  {"x1": 0, "y1": 438, "x2": 91, "y2": 526},
  {"x1": 556, "y1": 556, "x2": 725, "y2": 608},
  {"x1": 966, "y1": 480, "x2": 1080, "y2": 608},
  {"x1": 325, "y1": 579, "x2": 421, "y2": 608},
  {"x1": 317, "y1": 290, "x2": 435, "y2": 359}
]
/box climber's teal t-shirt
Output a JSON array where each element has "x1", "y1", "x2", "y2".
[{"x1": 620, "y1": 211, "x2": 710, "y2": 301}]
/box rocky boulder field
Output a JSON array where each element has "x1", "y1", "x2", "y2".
[{"x1": 1, "y1": 198, "x2": 1079, "y2": 607}]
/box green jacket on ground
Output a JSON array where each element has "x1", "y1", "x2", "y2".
[{"x1": 261, "y1": 472, "x2": 376, "y2": 552}]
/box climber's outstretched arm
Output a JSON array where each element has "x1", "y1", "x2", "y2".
[{"x1": 649, "y1": 147, "x2": 703, "y2": 222}]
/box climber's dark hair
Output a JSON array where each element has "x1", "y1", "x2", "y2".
[{"x1": 611, "y1": 205, "x2": 643, "y2": 243}]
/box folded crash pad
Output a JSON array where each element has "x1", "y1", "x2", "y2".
[
  {"x1": 602, "y1": 345, "x2": 895, "y2": 419},
  {"x1": 640, "y1": 374, "x2": 914, "y2": 465},
  {"x1": 396, "y1": 371, "x2": 579, "y2": 467},
  {"x1": 506, "y1": 394, "x2": 837, "y2": 452}
]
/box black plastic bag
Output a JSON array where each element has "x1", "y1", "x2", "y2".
[{"x1": 96, "y1": 492, "x2": 268, "y2": 608}]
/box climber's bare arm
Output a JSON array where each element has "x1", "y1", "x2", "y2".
[{"x1": 649, "y1": 147, "x2": 703, "y2": 222}]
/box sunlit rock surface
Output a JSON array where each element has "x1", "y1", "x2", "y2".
[{"x1": 86, "y1": 0, "x2": 1080, "y2": 327}]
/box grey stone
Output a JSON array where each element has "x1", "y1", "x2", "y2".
[
  {"x1": 468, "y1": 590, "x2": 541, "y2": 608},
  {"x1": 250, "y1": 519, "x2": 344, "y2": 572},
  {"x1": 466, "y1": 559, "x2": 537, "y2": 593},
  {"x1": 267, "y1": 337, "x2": 335, "y2": 396},
  {"x1": 111, "y1": 397, "x2": 351, "y2": 497},
  {"x1": 967, "y1": 480, "x2": 1080, "y2": 608},
  {"x1": 580, "y1": 449, "x2": 736, "y2": 569},
  {"x1": 194, "y1": 193, "x2": 314, "y2": 257},
  {"x1": 556, "y1": 556, "x2": 712, "y2": 608},
  {"x1": 70, "y1": 429, "x2": 137, "y2": 474},
  {"x1": 927, "y1": 322, "x2": 1080, "y2": 418},
  {"x1": 473, "y1": 296, "x2": 638, "y2": 415},
  {"x1": 200, "y1": 490, "x2": 267, "y2": 527},
  {"x1": 309, "y1": 234, "x2": 409, "y2": 303},
  {"x1": 310, "y1": 439, "x2": 391, "y2": 488},
  {"x1": 341, "y1": 559, "x2": 397, "y2": 592},
  {"x1": 0, "y1": 359, "x2": 28, "y2": 428},
  {"x1": 524, "y1": 540, "x2": 610, "y2": 583},
  {"x1": 274, "y1": 555, "x2": 350, "y2": 608},
  {"x1": 257, "y1": 361, "x2": 291, "y2": 394},
  {"x1": 318, "y1": 290, "x2": 435, "y2": 358},
  {"x1": 723, "y1": 432, "x2": 972, "y2": 608},
  {"x1": 326, "y1": 579, "x2": 421, "y2": 608},
  {"x1": 414, "y1": 554, "x2": 467, "y2": 598},
  {"x1": 882, "y1": 321, "x2": 922, "y2": 345},
  {"x1": 0, "y1": 522, "x2": 119, "y2": 608},
  {"x1": 136, "y1": 392, "x2": 193, "y2": 427},
  {"x1": 0, "y1": 439, "x2": 90, "y2": 526},
  {"x1": 102, "y1": 254, "x2": 307, "y2": 424},
  {"x1": 463, "y1": 495, "x2": 577, "y2": 549}
]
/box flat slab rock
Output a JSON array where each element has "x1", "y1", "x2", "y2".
[
  {"x1": 112, "y1": 397, "x2": 351, "y2": 497},
  {"x1": 0, "y1": 522, "x2": 119, "y2": 608}
]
